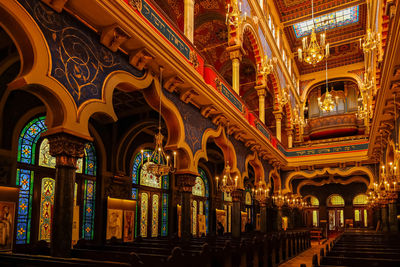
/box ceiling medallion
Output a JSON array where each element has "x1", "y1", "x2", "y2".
[{"x1": 297, "y1": 0, "x2": 330, "y2": 66}]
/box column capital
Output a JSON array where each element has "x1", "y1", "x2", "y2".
[
  {"x1": 176, "y1": 173, "x2": 197, "y2": 192},
  {"x1": 273, "y1": 111, "x2": 283, "y2": 120},
  {"x1": 255, "y1": 87, "x2": 266, "y2": 97},
  {"x1": 227, "y1": 45, "x2": 244, "y2": 61},
  {"x1": 46, "y1": 133, "x2": 86, "y2": 168}
]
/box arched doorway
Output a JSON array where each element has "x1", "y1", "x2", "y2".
[
  {"x1": 327, "y1": 194, "x2": 345, "y2": 231},
  {"x1": 353, "y1": 194, "x2": 368, "y2": 228},
  {"x1": 304, "y1": 195, "x2": 319, "y2": 228}
]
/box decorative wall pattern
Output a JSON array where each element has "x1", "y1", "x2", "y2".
[
  {"x1": 163, "y1": 89, "x2": 216, "y2": 154},
  {"x1": 19, "y1": 0, "x2": 145, "y2": 108}
]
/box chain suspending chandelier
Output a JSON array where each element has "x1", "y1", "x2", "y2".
[
  {"x1": 318, "y1": 58, "x2": 336, "y2": 112},
  {"x1": 144, "y1": 67, "x2": 176, "y2": 177},
  {"x1": 216, "y1": 123, "x2": 238, "y2": 194},
  {"x1": 297, "y1": 0, "x2": 330, "y2": 66}
]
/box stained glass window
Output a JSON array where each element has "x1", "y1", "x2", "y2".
[
  {"x1": 132, "y1": 150, "x2": 168, "y2": 189},
  {"x1": 16, "y1": 116, "x2": 97, "y2": 244},
  {"x1": 364, "y1": 210, "x2": 368, "y2": 227},
  {"x1": 198, "y1": 168, "x2": 209, "y2": 197},
  {"x1": 327, "y1": 195, "x2": 345, "y2": 206},
  {"x1": 151, "y1": 194, "x2": 159, "y2": 237},
  {"x1": 17, "y1": 116, "x2": 47, "y2": 164},
  {"x1": 38, "y1": 139, "x2": 56, "y2": 168},
  {"x1": 293, "y1": 5, "x2": 359, "y2": 38},
  {"x1": 224, "y1": 192, "x2": 232, "y2": 202},
  {"x1": 132, "y1": 188, "x2": 138, "y2": 200},
  {"x1": 84, "y1": 143, "x2": 96, "y2": 176},
  {"x1": 310, "y1": 196, "x2": 319, "y2": 206},
  {"x1": 312, "y1": 210, "x2": 318, "y2": 227},
  {"x1": 192, "y1": 177, "x2": 205, "y2": 197},
  {"x1": 38, "y1": 178, "x2": 55, "y2": 242},
  {"x1": 161, "y1": 193, "x2": 168, "y2": 236},
  {"x1": 140, "y1": 192, "x2": 148, "y2": 237},
  {"x1": 205, "y1": 200, "x2": 209, "y2": 233},
  {"x1": 199, "y1": 201, "x2": 203, "y2": 215},
  {"x1": 192, "y1": 200, "x2": 197, "y2": 236},
  {"x1": 353, "y1": 194, "x2": 368, "y2": 205},
  {"x1": 245, "y1": 191, "x2": 252, "y2": 205},
  {"x1": 16, "y1": 169, "x2": 34, "y2": 244},
  {"x1": 354, "y1": 209, "x2": 360, "y2": 222},
  {"x1": 82, "y1": 180, "x2": 96, "y2": 240}
]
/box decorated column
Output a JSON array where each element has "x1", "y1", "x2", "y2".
[
  {"x1": 227, "y1": 46, "x2": 243, "y2": 95},
  {"x1": 231, "y1": 189, "x2": 243, "y2": 239},
  {"x1": 274, "y1": 111, "x2": 283, "y2": 142},
  {"x1": 177, "y1": 173, "x2": 196, "y2": 238},
  {"x1": 184, "y1": 0, "x2": 195, "y2": 42},
  {"x1": 47, "y1": 133, "x2": 86, "y2": 257},
  {"x1": 255, "y1": 86, "x2": 267, "y2": 123}
]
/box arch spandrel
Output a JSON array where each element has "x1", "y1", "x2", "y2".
[{"x1": 243, "y1": 152, "x2": 265, "y2": 184}]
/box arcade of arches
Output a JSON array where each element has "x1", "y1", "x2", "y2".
[{"x1": 0, "y1": 0, "x2": 400, "y2": 265}]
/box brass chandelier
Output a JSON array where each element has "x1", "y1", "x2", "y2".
[
  {"x1": 215, "y1": 123, "x2": 238, "y2": 194},
  {"x1": 144, "y1": 67, "x2": 177, "y2": 177},
  {"x1": 360, "y1": 0, "x2": 382, "y2": 55},
  {"x1": 297, "y1": 0, "x2": 329, "y2": 66},
  {"x1": 318, "y1": 58, "x2": 336, "y2": 112},
  {"x1": 253, "y1": 180, "x2": 269, "y2": 203},
  {"x1": 258, "y1": 55, "x2": 276, "y2": 78}
]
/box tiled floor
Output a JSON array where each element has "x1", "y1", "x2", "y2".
[{"x1": 279, "y1": 238, "x2": 336, "y2": 267}]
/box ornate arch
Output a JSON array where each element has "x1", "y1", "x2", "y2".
[
  {"x1": 268, "y1": 166, "x2": 281, "y2": 192},
  {"x1": 243, "y1": 151, "x2": 265, "y2": 184},
  {"x1": 241, "y1": 22, "x2": 263, "y2": 83},
  {"x1": 284, "y1": 166, "x2": 376, "y2": 194},
  {"x1": 295, "y1": 175, "x2": 370, "y2": 195},
  {"x1": 193, "y1": 125, "x2": 242, "y2": 187}
]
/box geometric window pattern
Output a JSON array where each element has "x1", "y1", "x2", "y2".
[
  {"x1": 82, "y1": 179, "x2": 96, "y2": 240},
  {"x1": 161, "y1": 193, "x2": 168, "y2": 237},
  {"x1": 38, "y1": 178, "x2": 55, "y2": 242},
  {"x1": 196, "y1": 168, "x2": 210, "y2": 233},
  {"x1": 140, "y1": 192, "x2": 148, "y2": 237},
  {"x1": 245, "y1": 191, "x2": 252, "y2": 205},
  {"x1": 151, "y1": 194, "x2": 159, "y2": 237},
  {"x1": 310, "y1": 196, "x2": 319, "y2": 206},
  {"x1": 192, "y1": 177, "x2": 205, "y2": 197},
  {"x1": 293, "y1": 5, "x2": 359, "y2": 38},
  {"x1": 16, "y1": 116, "x2": 97, "y2": 244}
]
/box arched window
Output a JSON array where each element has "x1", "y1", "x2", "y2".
[
  {"x1": 16, "y1": 116, "x2": 97, "y2": 244},
  {"x1": 192, "y1": 168, "x2": 210, "y2": 236},
  {"x1": 327, "y1": 195, "x2": 345, "y2": 207},
  {"x1": 304, "y1": 195, "x2": 319, "y2": 227},
  {"x1": 310, "y1": 196, "x2": 319, "y2": 206},
  {"x1": 245, "y1": 190, "x2": 252, "y2": 224},
  {"x1": 353, "y1": 194, "x2": 368, "y2": 205},
  {"x1": 131, "y1": 149, "x2": 169, "y2": 238}
]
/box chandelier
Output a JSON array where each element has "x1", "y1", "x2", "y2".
[
  {"x1": 258, "y1": 55, "x2": 276, "y2": 78},
  {"x1": 297, "y1": 0, "x2": 329, "y2": 66},
  {"x1": 226, "y1": 0, "x2": 246, "y2": 29},
  {"x1": 318, "y1": 58, "x2": 336, "y2": 112},
  {"x1": 278, "y1": 88, "x2": 289, "y2": 107},
  {"x1": 145, "y1": 67, "x2": 176, "y2": 177},
  {"x1": 360, "y1": 1, "x2": 382, "y2": 56},
  {"x1": 272, "y1": 190, "x2": 285, "y2": 208},
  {"x1": 252, "y1": 180, "x2": 269, "y2": 203},
  {"x1": 215, "y1": 123, "x2": 238, "y2": 194}
]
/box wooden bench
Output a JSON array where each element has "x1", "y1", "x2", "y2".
[{"x1": 310, "y1": 229, "x2": 322, "y2": 244}]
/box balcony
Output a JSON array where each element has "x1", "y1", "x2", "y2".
[{"x1": 303, "y1": 113, "x2": 365, "y2": 141}]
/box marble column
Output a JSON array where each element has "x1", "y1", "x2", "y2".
[
  {"x1": 48, "y1": 133, "x2": 86, "y2": 257},
  {"x1": 184, "y1": 0, "x2": 194, "y2": 42},
  {"x1": 227, "y1": 46, "x2": 243, "y2": 95},
  {"x1": 255, "y1": 86, "x2": 267, "y2": 123},
  {"x1": 274, "y1": 111, "x2": 283, "y2": 142},
  {"x1": 381, "y1": 204, "x2": 389, "y2": 232},
  {"x1": 286, "y1": 128, "x2": 293, "y2": 148},
  {"x1": 388, "y1": 201, "x2": 398, "y2": 232},
  {"x1": 177, "y1": 174, "x2": 196, "y2": 238},
  {"x1": 231, "y1": 189, "x2": 243, "y2": 239}
]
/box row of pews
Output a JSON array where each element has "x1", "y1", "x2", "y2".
[
  {"x1": 312, "y1": 230, "x2": 400, "y2": 267},
  {"x1": 0, "y1": 230, "x2": 310, "y2": 267}
]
